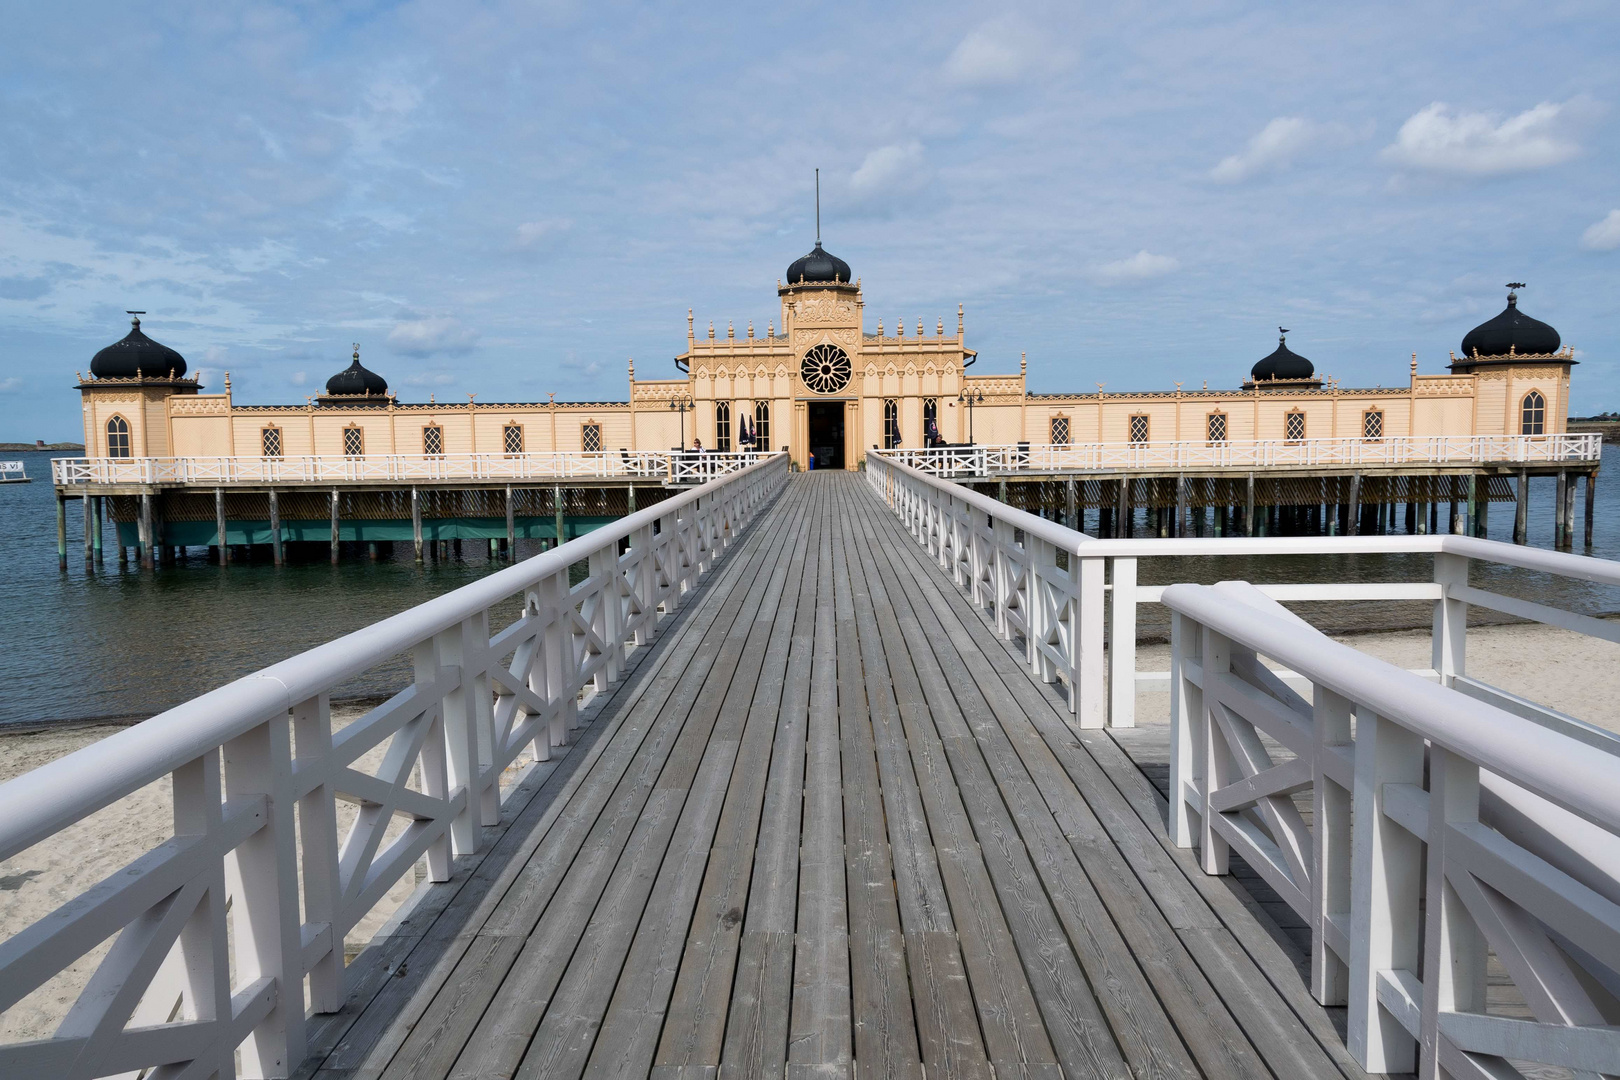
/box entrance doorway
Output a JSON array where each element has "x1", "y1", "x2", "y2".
[{"x1": 807, "y1": 402, "x2": 845, "y2": 470}]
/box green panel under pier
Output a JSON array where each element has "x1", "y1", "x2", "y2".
[{"x1": 114, "y1": 516, "x2": 619, "y2": 548}]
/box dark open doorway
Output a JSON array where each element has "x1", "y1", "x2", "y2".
[{"x1": 807, "y1": 402, "x2": 845, "y2": 470}]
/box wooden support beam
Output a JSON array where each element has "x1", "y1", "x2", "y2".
[
  {"x1": 1117, "y1": 475, "x2": 1130, "y2": 538},
  {"x1": 139, "y1": 491, "x2": 154, "y2": 569},
  {"x1": 1514, "y1": 470, "x2": 1529, "y2": 545},
  {"x1": 330, "y1": 488, "x2": 340, "y2": 564},
  {"x1": 1347, "y1": 473, "x2": 1361, "y2": 536},
  {"x1": 1245, "y1": 472, "x2": 1255, "y2": 536},
  {"x1": 91, "y1": 495, "x2": 103, "y2": 562},
  {"x1": 554, "y1": 483, "x2": 565, "y2": 549},
  {"x1": 1066, "y1": 476, "x2": 1077, "y2": 532},
  {"x1": 56, "y1": 493, "x2": 67, "y2": 570},
  {"x1": 1586, "y1": 472, "x2": 1597, "y2": 549},
  {"x1": 269, "y1": 488, "x2": 283, "y2": 566},
  {"x1": 412, "y1": 487, "x2": 423, "y2": 563},
  {"x1": 1554, "y1": 471, "x2": 1567, "y2": 548},
  {"x1": 216, "y1": 487, "x2": 228, "y2": 565},
  {"x1": 82, "y1": 493, "x2": 94, "y2": 565},
  {"x1": 505, "y1": 484, "x2": 515, "y2": 558},
  {"x1": 1175, "y1": 474, "x2": 1187, "y2": 538},
  {"x1": 1563, "y1": 470, "x2": 1578, "y2": 550}
]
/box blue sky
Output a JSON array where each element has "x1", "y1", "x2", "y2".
[{"x1": 2, "y1": 0, "x2": 1618, "y2": 441}]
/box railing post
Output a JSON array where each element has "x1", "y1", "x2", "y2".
[
  {"x1": 428, "y1": 617, "x2": 487, "y2": 851},
  {"x1": 992, "y1": 516, "x2": 1015, "y2": 635},
  {"x1": 1167, "y1": 611, "x2": 1200, "y2": 847},
  {"x1": 1077, "y1": 554, "x2": 1105, "y2": 728},
  {"x1": 1431, "y1": 552, "x2": 1467, "y2": 686},
  {"x1": 1347, "y1": 708, "x2": 1424, "y2": 1073},
  {"x1": 291, "y1": 694, "x2": 343, "y2": 1015},
  {"x1": 1108, "y1": 556, "x2": 1137, "y2": 728},
  {"x1": 1311, "y1": 686, "x2": 1353, "y2": 1006},
  {"x1": 1196, "y1": 627, "x2": 1231, "y2": 873},
  {"x1": 1419, "y1": 747, "x2": 1486, "y2": 1078},
  {"x1": 222, "y1": 718, "x2": 306, "y2": 1077},
  {"x1": 544, "y1": 568, "x2": 579, "y2": 744}
]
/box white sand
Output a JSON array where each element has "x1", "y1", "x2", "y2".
[{"x1": 1, "y1": 621, "x2": 1615, "y2": 1041}]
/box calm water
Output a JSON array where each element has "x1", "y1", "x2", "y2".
[{"x1": 1, "y1": 448, "x2": 1616, "y2": 726}]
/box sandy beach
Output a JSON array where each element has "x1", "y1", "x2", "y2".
[{"x1": 0, "y1": 620, "x2": 1615, "y2": 1042}]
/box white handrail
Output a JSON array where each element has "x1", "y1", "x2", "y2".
[
  {"x1": 0, "y1": 452, "x2": 788, "y2": 1079},
  {"x1": 49, "y1": 450, "x2": 765, "y2": 487},
  {"x1": 1162, "y1": 581, "x2": 1620, "y2": 1076},
  {"x1": 877, "y1": 433, "x2": 1603, "y2": 476},
  {"x1": 867, "y1": 451, "x2": 1620, "y2": 732}
]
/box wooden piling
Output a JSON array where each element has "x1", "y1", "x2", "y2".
[
  {"x1": 1065, "y1": 477, "x2": 1077, "y2": 532},
  {"x1": 215, "y1": 487, "x2": 228, "y2": 565},
  {"x1": 330, "y1": 489, "x2": 340, "y2": 565},
  {"x1": 92, "y1": 495, "x2": 104, "y2": 561},
  {"x1": 1117, "y1": 475, "x2": 1130, "y2": 538},
  {"x1": 412, "y1": 487, "x2": 423, "y2": 563},
  {"x1": 56, "y1": 493, "x2": 67, "y2": 570},
  {"x1": 1514, "y1": 470, "x2": 1529, "y2": 544},
  {"x1": 1347, "y1": 473, "x2": 1361, "y2": 536},
  {"x1": 1175, "y1": 474, "x2": 1187, "y2": 538},
  {"x1": 139, "y1": 492, "x2": 154, "y2": 569},
  {"x1": 82, "y1": 494, "x2": 94, "y2": 565},
  {"x1": 1586, "y1": 472, "x2": 1597, "y2": 549},
  {"x1": 554, "y1": 483, "x2": 565, "y2": 547},
  {"x1": 505, "y1": 484, "x2": 515, "y2": 558},
  {"x1": 1563, "y1": 472, "x2": 1578, "y2": 550},
  {"x1": 269, "y1": 488, "x2": 283, "y2": 566}
]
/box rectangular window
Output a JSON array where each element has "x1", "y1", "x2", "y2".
[
  {"x1": 715, "y1": 402, "x2": 731, "y2": 452},
  {"x1": 423, "y1": 425, "x2": 443, "y2": 455},
  {"x1": 503, "y1": 424, "x2": 524, "y2": 455},
  {"x1": 582, "y1": 423, "x2": 602, "y2": 452},
  {"x1": 1206, "y1": 413, "x2": 1227, "y2": 443},
  {"x1": 883, "y1": 398, "x2": 900, "y2": 448},
  {"x1": 1128, "y1": 414, "x2": 1150, "y2": 443},
  {"x1": 754, "y1": 402, "x2": 770, "y2": 450},
  {"x1": 1362, "y1": 410, "x2": 1383, "y2": 440},
  {"x1": 1050, "y1": 416, "x2": 1070, "y2": 444},
  {"x1": 262, "y1": 427, "x2": 283, "y2": 457},
  {"x1": 343, "y1": 426, "x2": 364, "y2": 456},
  {"x1": 1285, "y1": 412, "x2": 1306, "y2": 441}
]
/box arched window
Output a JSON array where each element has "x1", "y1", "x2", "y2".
[
  {"x1": 262, "y1": 426, "x2": 283, "y2": 457},
  {"x1": 715, "y1": 401, "x2": 731, "y2": 451},
  {"x1": 1285, "y1": 410, "x2": 1306, "y2": 441},
  {"x1": 1521, "y1": 390, "x2": 1546, "y2": 435},
  {"x1": 923, "y1": 398, "x2": 940, "y2": 446},
  {"x1": 1050, "y1": 415, "x2": 1071, "y2": 444},
  {"x1": 106, "y1": 415, "x2": 131, "y2": 458},
  {"x1": 581, "y1": 423, "x2": 602, "y2": 452},
  {"x1": 1206, "y1": 412, "x2": 1227, "y2": 444},
  {"x1": 1362, "y1": 409, "x2": 1384, "y2": 440},
  {"x1": 883, "y1": 398, "x2": 900, "y2": 448},
  {"x1": 343, "y1": 425, "x2": 364, "y2": 456},
  {"x1": 423, "y1": 424, "x2": 443, "y2": 456},
  {"x1": 754, "y1": 401, "x2": 770, "y2": 450},
  {"x1": 502, "y1": 423, "x2": 524, "y2": 455}
]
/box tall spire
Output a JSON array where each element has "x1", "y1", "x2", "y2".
[{"x1": 815, "y1": 168, "x2": 821, "y2": 246}]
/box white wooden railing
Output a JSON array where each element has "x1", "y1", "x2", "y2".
[
  {"x1": 867, "y1": 453, "x2": 1620, "y2": 741},
  {"x1": 880, "y1": 433, "x2": 1603, "y2": 476},
  {"x1": 1165, "y1": 581, "x2": 1620, "y2": 1077},
  {"x1": 51, "y1": 449, "x2": 768, "y2": 487},
  {"x1": 0, "y1": 453, "x2": 786, "y2": 1079}
]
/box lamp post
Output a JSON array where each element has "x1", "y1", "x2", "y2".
[
  {"x1": 668, "y1": 394, "x2": 692, "y2": 448},
  {"x1": 957, "y1": 388, "x2": 985, "y2": 444}
]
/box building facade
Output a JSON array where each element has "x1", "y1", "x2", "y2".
[{"x1": 76, "y1": 258, "x2": 1576, "y2": 470}]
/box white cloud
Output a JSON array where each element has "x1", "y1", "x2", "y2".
[
  {"x1": 1381, "y1": 101, "x2": 1581, "y2": 175},
  {"x1": 403, "y1": 371, "x2": 456, "y2": 386},
  {"x1": 0, "y1": 377, "x2": 21, "y2": 392},
  {"x1": 290, "y1": 371, "x2": 307, "y2": 386},
  {"x1": 1211, "y1": 118, "x2": 1319, "y2": 183},
  {"x1": 387, "y1": 315, "x2": 480, "y2": 356},
  {"x1": 945, "y1": 18, "x2": 1054, "y2": 87},
  {"x1": 1579, "y1": 209, "x2": 1620, "y2": 251},
  {"x1": 1094, "y1": 250, "x2": 1180, "y2": 284},
  {"x1": 850, "y1": 141, "x2": 929, "y2": 200}
]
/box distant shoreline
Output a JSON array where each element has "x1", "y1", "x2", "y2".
[{"x1": 0, "y1": 443, "x2": 84, "y2": 452}]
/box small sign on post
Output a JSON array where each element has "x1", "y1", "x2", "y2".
[{"x1": 0, "y1": 460, "x2": 29, "y2": 483}]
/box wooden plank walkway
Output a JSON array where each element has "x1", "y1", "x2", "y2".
[{"x1": 302, "y1": 472, "x2": 1388, "y2": 1080}]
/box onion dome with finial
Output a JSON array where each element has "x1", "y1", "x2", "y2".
[
  {"x1": 785, "y1": 241, "x2": 852, "y2": 285},
  {"x1": 1247, "y1": 327, "x2": 1320, "y2": 387},
  {"x1": 326, "y1": 344, "x2": 388, "y2": 397},
  {"x1": 1460, "y1": 284, "x2": 1561, "y2": 358},
  {"x1": 90, "y1": 312, "x2": 187, "y2": 379}
]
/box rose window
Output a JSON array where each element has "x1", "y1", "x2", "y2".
[{"x1": 800, "y1": 343, "x2": 851, "y2": 395}]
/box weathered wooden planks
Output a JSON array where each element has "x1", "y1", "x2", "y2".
[{"x1": 312, "y1": 473, "x2": 1381, "y2": 1080}]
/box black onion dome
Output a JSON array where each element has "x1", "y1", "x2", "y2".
[
  {"x1": 785, "y1": 241, "x2": 852, "y2": 284},
  {"x1": 326, "y1": 347, "x2": 388, "y2": 395},
  {"x1": 90, "y1": 315, "x2": 187, "y2": 378},
  {"x1": 1250, "y1": 330, "x2": 1315, "y2": 382},
  {"x1": 1461, "y1": 290, "x2": 1560, "y2": 357}
]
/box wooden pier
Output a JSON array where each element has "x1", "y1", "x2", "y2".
[{"x1": 297, "y1": 472, "x2": 1369, "y2": 1080}]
